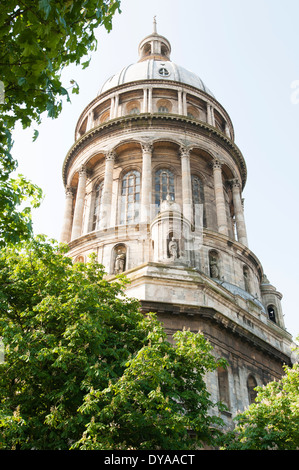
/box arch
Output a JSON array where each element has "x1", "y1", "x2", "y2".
[
  {"x1": 267, "y1": 304, "x2": 277, "y2": 323},
  {"x1": 156, "y1": 98, "x2": 172, "y2": 113},
  {"x1": 119, "y1": 169, "x2": 140, "y2": 225},
  {"x1": 247, "y1": 374, "x2": 258, "y2": 404},
  {"x1": 126, "y1": 100, "x2": 141, "y2": 115}
]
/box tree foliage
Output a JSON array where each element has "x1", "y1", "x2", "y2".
[
  {"x1": 0, "y1": 237, "x2": 227, "y2": 450},
  {"x1": 0, "y1": 0, "x2": 121, "y2": 246},
  {"x1": 220, "y1": 360, "x2": 299, "y2": 450}
]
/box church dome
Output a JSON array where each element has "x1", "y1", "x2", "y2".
[
  {"x1": 98, "y1": 19, "x2": 214, "y2": 97},
  {"x1": 98, "y1": 59, "x2": 214, "y2": 97}
]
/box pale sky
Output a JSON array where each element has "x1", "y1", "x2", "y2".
[{"x1": 11, "y1": 0, "x2": 299, "y2": 339}]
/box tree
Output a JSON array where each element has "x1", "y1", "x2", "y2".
[
  {"x1": 220, "y1": 359, "x2": 299, "y2": 450},
  {"x1": 0, "y1": 0, "x2": 121, "y2": 246},
  {"x1": 0, "y1": 236, "x2": 227, "y2": 450}
]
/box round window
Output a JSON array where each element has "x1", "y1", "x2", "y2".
[{"x1": 159, "y1": 67, "x2": 170, "y2": 77}]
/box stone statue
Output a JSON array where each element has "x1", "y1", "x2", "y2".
[
  {"x1": 114, "y1": 252, "x2": 126, "y2": 274},
  {"x1": 210, "y1": 255, "x2": 219, "y2": 279},
  {"x1": 168, "y1": 237, "x2": 178, "y2": 260}
]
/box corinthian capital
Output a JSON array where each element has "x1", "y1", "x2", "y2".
[
  {"x1": 179, "y1": 146, "x2": 191, "y2": 158},
  {"x1": 141, "y1": 142, "x2": 153, "y2": 153},
  {"x1": 105, "y1": 150, "x2": 116, "y2": 162}
]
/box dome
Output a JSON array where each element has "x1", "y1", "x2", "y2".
[
  {"x1": 98, "y1": 59, "x2": 214, "y2": 97},
  {"x1": 98, "y1": 21, "x2": 214, "y2": 97}
]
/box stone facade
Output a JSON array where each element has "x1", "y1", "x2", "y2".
[{"x1": 60, "y1": 24, "x2": 293, "y2": 425}]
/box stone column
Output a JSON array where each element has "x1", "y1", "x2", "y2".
[
  {"x1": 110, "y1": 96, "x2": 115, "y2": 120},
  {"x1": 140, "y1": 143, "x2": 153, "y2": 223},
  {"x1": 71, "y1": 165, "x2": 87, "y2": 240},
  {"x1": 60, "y1": 187, "x2": 73, "y2": 243},
  {"x1": 213, "y1": 160, "x2": 228, "y2": 236},
  {"x1": 231, "y1": 179, "x2": 248, "y2": 246},
  {"x1": 143, "y1": 88, "x2": 148, "y2": 113},
  {"x1": 148, "y1": 87, "x2": 153, "y2": 113},
  {"x1": 180, "y1": 146, "x2": 192, "y2": 223},
  {"x1": 114, "y1": 94, "x2": 119, "y2": 118},
  {"x1": 178, "y1": 90, "x2": 183, "y2": 115},
  {"x1": 99, "y1": 151, "x2": 115, "y2": 230},
  {"x1": 182, "y1": 91, "x2": 187, "y2": 116}
]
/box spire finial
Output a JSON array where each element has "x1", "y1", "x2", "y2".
[{"x1": 153, "y1": 16, "x2": 157, "y2": 33}]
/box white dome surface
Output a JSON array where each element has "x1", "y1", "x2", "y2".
[{"x1": 98, "y1": 59, "x2": 214, "y2": 97}]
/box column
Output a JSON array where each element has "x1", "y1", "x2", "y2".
[
  {"x1": 178, "y1": 90, "x2": 183, "y2": 115},
  {"x1": 148, "y1": 87, "x2": 153, "y2": 113},
  {"x1": 140, "y1": 143, "x2": 153, "y2": 223},
  {"x1": 213, "y1": 160, "x2": 228, "y2": 236},
  {"x1": 231, "y1": 179, "x2": 248, "y2": 246},
  {"x1": 110, "y1": 96, "x2": 115, "y2": 120},
  {"x1": 182, "y1": 91, "x2": 187, "y2": 116},
  {"x1": 99, "y1": 151, "x2": 115, "y2": 230},
  {"x1": 114, "y1": 94, "x2": 119, "y2": 118},
  {"x1": 60, "y1": 187, "x2": 73, "y2": 243},
  {"x1": 143, "y1": 88, "x2": 148, "y2": 113},
  {"x1": 180, "y1": 146, "x2": 192, "y2": 223},
  {"x1": 207, "y1": 104, "x2": 215, "y2": 126},
  {"x1": 71, "y1": 165, "x2": 87, "y2": 240}
]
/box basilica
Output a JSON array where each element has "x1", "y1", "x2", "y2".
[{"x1": 60, "y1": 21, "x2": 293, "y2": 425}]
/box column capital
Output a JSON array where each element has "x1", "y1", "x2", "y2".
[
  {"x1": 141, "y1": 142, "x2": 153, "y2": 153},
  {"x1": 78, "y1": 164, "x2": 87, "y2": 177},
  {"x1": 212, "y1": 159, "x2": 222, "y2": 170},
  {"x1": 65, "y1": 186, "x2": 73, "y2": 198},
  {"x1": 230, "y1": 178, "x2": 241, "y2": 189},
  {"x1": 105, "y1": 150, "x2": 116, "y2": 162},
  {"x1": 179, "y1": 145, "x2": 191, "y2": 158}
]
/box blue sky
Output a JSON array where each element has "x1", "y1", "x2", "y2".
[{"x1": 12, "y1": 0, "x2": 299, "y2": 339}]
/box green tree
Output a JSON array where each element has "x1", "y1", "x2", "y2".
[
  {"x1": 0, "y1": 0, "x2": 121, "y2": 246},
  {"x1": 0, "y1": 237, "x2": 227, "y2": 450},
  {"x1": 220, "y1": 359, "x2": 299, "y2": 450}
]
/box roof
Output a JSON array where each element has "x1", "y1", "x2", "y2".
[{"x1": 98, "y1": 59, "x2": 214, "y2": 97}]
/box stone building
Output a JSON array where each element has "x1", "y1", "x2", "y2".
[{"x1": 60, "y1": 22, "x2": 293, "y2": 425}]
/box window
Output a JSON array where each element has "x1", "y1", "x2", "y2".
[
  {"x1": 159, "y1": 67, "x2": 170, "y2": 77},
  {"x1": 158, "y1": 105, "x2": 169, "y2": 113},
  {"x1": 129, "y1": 107, "x2": 140, "y2": 115},
  {"x1": 120, "y1": 170, "x2": 140, "y2": 225},
  {"x1": 155, "y1": 169, "x2": 175, "y2": 211},
  {"x1": 92, "y1": 181, "x2": 104, "y2": 231},
  {"x1": 247, "y1": 375, "x2": 258, "y2": 404},
  {"x1": 191, "y1": 175, "x2": 206, "y2": 226},
  {"x1": 218, "y1": 366, "x2": 230, "y2": 410},
  {"x1": 267, "y1": 305, "x2": 276, "y2": 323}
]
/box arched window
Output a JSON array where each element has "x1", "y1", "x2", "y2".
[
  {"x1": 154, "y1": 169, "x2": 175, "y2": 211},
  {"x1": 92, "y1": 181, "x2": 104, "y2": 231},
  {"x1": 120, "y1": 170, "x2": 140, "y2": 225},
  {"x1": 191, "y1": 175, "x2": 206, "y2": 226},
  {"x1": 158, "y1": 105, "x2": 169, "y2": 113},
  {"x1": 267, "y1": 305, "x2": 276, "y2": 323},
  {"x1": 247, "y1": 375, "x2": 258, "y2": 404},
  {"x1": 129, "y1": 107, "x2": 140, "y2": 115},
  {"x1": 217, "y1": 366, "x2": 230, "y2": 410}
]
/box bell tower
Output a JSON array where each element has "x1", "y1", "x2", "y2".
[{"x1": 60, "y1": 25, "x2": 293, "y2": 424}]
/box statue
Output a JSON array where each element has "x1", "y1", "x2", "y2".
[
  {"x1": 114, "y1": 252, "x2": 126, "y2": 274},
  {"x1": 209, "y1": 255, "x2": 219, "y2": 279},
  {"x1": 168, "y1": 237, "x2": 178, "y2": 260}
]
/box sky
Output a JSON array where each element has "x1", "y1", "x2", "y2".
[{"x1": 11, "y1": 0, "x2": 299, "y2": 340}]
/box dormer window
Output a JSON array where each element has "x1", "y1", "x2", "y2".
[{"x1": 159, "y1": 67, "x2": 170, "y2": 77}]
